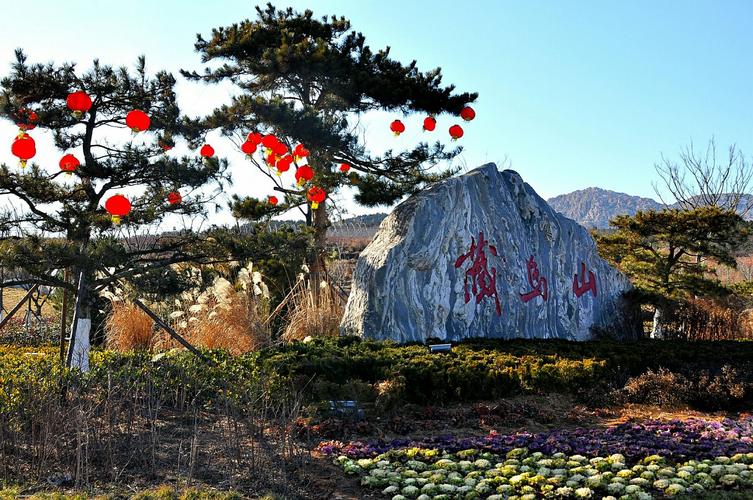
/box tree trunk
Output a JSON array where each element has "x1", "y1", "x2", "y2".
[
  {"x1": 651, "y1": 306, "x2": 665, "y2": 339},
  {"x1": 66, "y1": 270, "x2": 92, "y2": 372},
  {"x1": 309, "y1": 200, "x2": 329, "y2": 304}
]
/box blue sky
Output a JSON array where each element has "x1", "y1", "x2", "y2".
[{"x1": 1, "y1": 1, "x2": 751, "y2": 222}]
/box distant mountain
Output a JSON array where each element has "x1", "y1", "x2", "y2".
[
  {"x1": 547, "y1": 188, "x2": 664, "y2": 229},
  {"x1": 548, "y1": 188, "x2": 753, "y2": 229},
  {"x1": 243, "y1": 189, "x2": 753, "y2": 236}
]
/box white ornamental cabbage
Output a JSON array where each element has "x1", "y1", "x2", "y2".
[
  {"x1": 574, "y1": 487, "x2": 593, "y2": 498},
  {"x1": 400, "y1": 485, "x2": 419, "y2": 498}
]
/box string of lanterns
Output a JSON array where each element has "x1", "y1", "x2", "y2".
[{"x1": 7, "y1": 89, "x2": 477, "y2": 224}]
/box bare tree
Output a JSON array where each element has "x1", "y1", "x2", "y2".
[{"x1": 653, "y1": 137, "x2": 753, "y2": 216}]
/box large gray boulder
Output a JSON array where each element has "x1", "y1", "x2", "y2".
[{"x1": 340, "y1": 164, "x2": 640, "y2": 342}]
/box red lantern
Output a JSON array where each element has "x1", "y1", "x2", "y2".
[
  {"x1": 460, "y1": 106, "x2": 476, "y2": 121},
  {"x1": 339, "y1": 163, "x2": 351, "y2": 173},
  {"x1": 11, "y1": 133, "x2": 36, "y2": 168},
  {"x1": 307, "y1": 186, "x2": 326, "y2": 210},
  {"x1": 268, "y1": 195, "x2": 279, "y2": 206},
  {"x1": 66, "y1": 91, "x2": 92, "y2": 118},
  {"x1": 200, "y1": 144, "x2": 215, "y2": 158},
  {"x1": 272, "y1": 141, "x2": 288, "y2": 157},
  {"x1": 293, "y1": 144, "x2": 310, "y2": 159},
  {"x1": 295, "y1": 165, "x2": 314, "y2": 186},
  {"x1": 59, "y1": 153, "x2": 80, "y2": 174},
  {"x1": 105, "y1": 194, "x2": 132, "y2": 224},
  {"x1": 261, "y1": 134, "x2": 279, "y2": 149},
  {"x1": 247, "y1": 132, "x2": 263, "y2": 145},
  {"x1": 390, "y1": 119, "x2": 406, "y2": 136},
  {"x1": 15, "y1": 109, "x2": 38, "y2": 131},
  {"x1": 167, "y1": 191, "x2": 182, "y2": 205},
  {"x1": 241, "y1": 141, "x2": 257, "y2": 156},
  {"x1": 276, "y1": 154, "x2": 293, "y2": 175},
  {"x1": 125, "y1": 109, "x2": 150, "y2": 132},
  {"x1": 423, "y1": 116, "x2": 436, "y2": 132},
  {"x1": 265, "y1": 152, "x2": 277, "y2": 166},
  {"x1": 449, "y1": 124, "x2": 464, "y2": 140}
]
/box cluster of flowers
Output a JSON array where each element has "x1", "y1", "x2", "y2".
[
  {"x1": 335, "y1": 447, "x2": 753, "y2": 499},
  {"x1": 319, "y1": 417, "x2": 753, "y2": 463}
]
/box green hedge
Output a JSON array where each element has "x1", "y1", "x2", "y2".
[
  {"x1": 251, "y1": 337, "x2": 753, "y2": 404},
  {"x1": 2, "y1": 337, "x2": 752, "y2": 409}
]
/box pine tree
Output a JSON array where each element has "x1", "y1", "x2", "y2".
[
  {"x1": 0, "y1": 50, "x2": 229, "y2": 369},
  {"x1": 595, "y1": 206, "x2": 747, "y2": 338},
  {"x1": 182, "y1": 3, "x2": 478, "y2": 291}
]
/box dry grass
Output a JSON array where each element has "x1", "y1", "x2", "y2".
[
  {"x1": 662, "y1": 297, "x2": 753, "y2": 340},
  {"x1": 281, "y1": 281, "x2": 344, "y2": 342},
  {"x1": 184, "y1": 293, "x2": 270, "y2": 355},
  {"x1": 105, "y1": 301, "x2": 155, "y2": 351}
]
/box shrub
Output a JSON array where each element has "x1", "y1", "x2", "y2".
[{"x1": 621, "y1": 369, "x2": 692, "y2": 406}]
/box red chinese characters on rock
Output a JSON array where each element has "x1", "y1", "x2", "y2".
[
  {"x1": 454, "y1": 232, "x2": 502, "y2": 316},
  {"x1": 573, "y1": 262, "x2": 597, "y2": 297},
  {"x1": 520, "y1": 255, "x2": 548, "y2": 303}
]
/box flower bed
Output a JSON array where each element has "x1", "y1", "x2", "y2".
[
  {"x1": 334, "y1": 448, "x2": 753, "y2": 499},
  {"x1": 324, "y1": 418, "x2": 753, "y2": 499},
  {"x1": 319, "y1": 417, "x2": 753, "y2": 463}
]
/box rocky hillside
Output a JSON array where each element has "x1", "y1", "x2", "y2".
[{"x1": 547, "y1": 188, "x2": 663, "y2": 229}]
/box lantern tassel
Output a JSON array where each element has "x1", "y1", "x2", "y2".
[
  {"x1": 19, "y1": 160, "x2": 27, "y2": 169},
  {"x1": 111, "y1": 215, "x2": 121, "y2": 225},
  {"x1": 72, "y1": 110, "x2": 83, "y2": 119},
  {"x1": 311, "y1": 202, "x2": 319, "y2": 210}
]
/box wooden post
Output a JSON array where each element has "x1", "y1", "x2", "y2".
[
  {"x1": 0, "y1": 285, "x2": 38, "y2": 331},
  {"x1": 0, "y1": 266, "x2": 5, "y2": 319},
  {"x1": 130, "y1": 298, "x2": 215, "y2": 365}
]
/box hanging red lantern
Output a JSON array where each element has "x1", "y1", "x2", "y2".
[
  {"x1": 200, "y1": 144, "x2": 215, "y2": 158},
  {"x1": 167, "y1": 191, "x2": 182, "y2": 205},
  {"x1": 15, "y1": 109, "x2": 38, "y2": 131},
  {"x1": 261, "y1": 134, "x2": 279, "y2": 149},
  {"x1": 272, "y1": 141, "x2": 288, "y2": 157},
  {"x1": 339, "y1": 163, "x2": 351, "y2": 173},
  {"x1": 66, "y1": 91, "x2": 92, "y2": 118},
  {"x1": 59, "y1": 153, "x2": 80, "y2": 174},
  {"x1": 276, "y1": 154, "x2": 293, "y2": 175},
  {"x1": 247, "y1": 132, "x2": 263, "y2": 145},
  {"x1": 460, "y1": 106, "x2": 475, "y2": 121},
  {"x1": 105, "y1": 194, "x2": 132, "y2": 224},
  {"x1": 11, "y1": 133, "x2": 36, "y2": 168},
  {"x1": 449, "y1": 124, "x2": 464, "y2": 140},
  {"x1": 241, "y1": 141, "x2": 257, "y2": 156},
  {"x1": 268, "y1": 195, "x2": 279, "y2": 206},
  {"x1": 265, "y1": 152, "x2": 277, "y2": 166},
  {"x1": 295, "y1": 165, "x2": 314, "y2": 186},
  {"x1": 423, "y1": 116, "x2": 436, "y2": 132},
  {"x1": 307, "y1": 186, "x2": 326, "y2": 210},
  {"x1": 125, "y1": 109, "x2": 150, "y2": 132},
  {"x1": 293, "y1": 144, "x2": 310, "y2": 159},
  {"x1": 390, "y1": 119, "x2": 406, "y2": 136}
]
